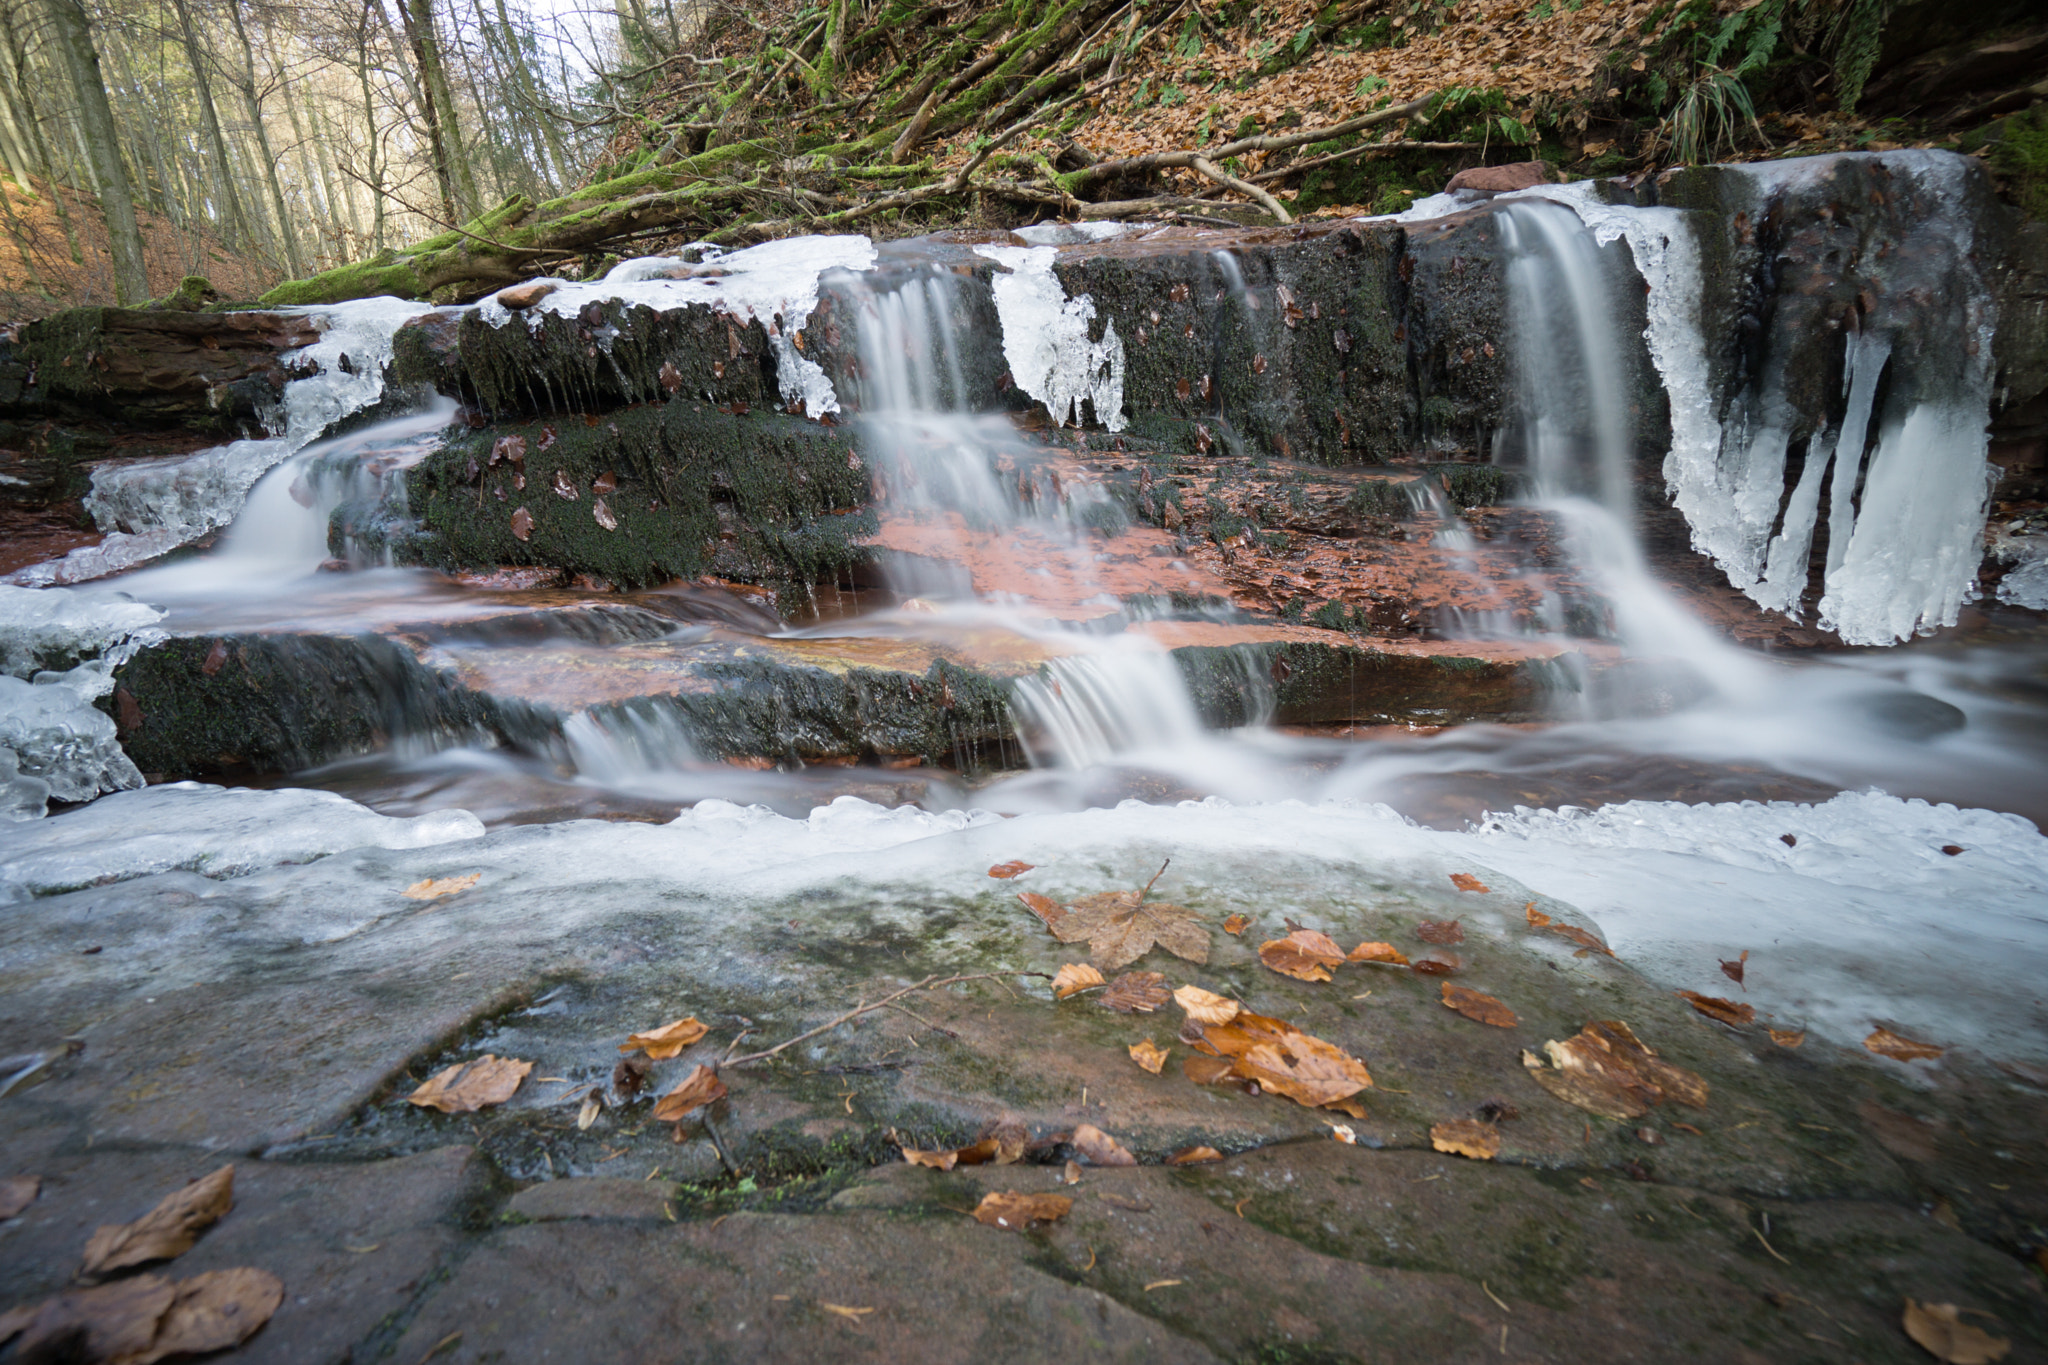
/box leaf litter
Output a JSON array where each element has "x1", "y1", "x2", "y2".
[
  {"x1": 407, "y1": 1055, "x2": 533, "y2": 1114},
  {"x1": 1675, "y1": 991, "x2": 1756, "y2": 1026},
  {"x1": 1522, "y1": 1021, "x2": 1707, "y2": 1121},
  {"x1": 2, "y1": 1268, "x2": 283, "y2": 1365},
  {"x1": 1525, "y1": 902, "x2": 1614, "y2": 956},
  {"x1": 620, "y1": 1016, "x2": 709, "y2": 1060},
  {"x1": 1441, "y1": 983, "x2": 1517, "y2": 1028},
  {"x1": 1177, "y1": 995, "x2": 1372, "y2": 1110},
  {"x1": 973, "y1": 1191, "x2": 1071, "y2": 1230},
  {"x1": 1021, "y1": 861, "x2": 1208, "y2": 971},
  {"x1": 1072, "y1": 1123, "x2": 1138, "y2": 1167},
  {"x1": 1431, "y1": 1120, "x2": 1501, "y2": 1160},
  {"x1": 80, "y1": 1165, "x2": 234, "y2": 1277},
  {"x1": 1902, "y1": 1299, "x2": 2011, "y2": 1364},
  {"x1": 1052, "y1": 963, "x2": 1107, "y2": 999},
  {"x1": 1416, "y1": 919, "x2": 1466, "y2": 945},
  {"x1": 1128, "y1": 1039, "x2": 1169, "y2": 1074},
  {"x1": 1258, "y1": 928, "x2": 1347, "y2": 982},
  {"x1": 1100, "y1": 971, "x2": 1171, "y2": 1013}
]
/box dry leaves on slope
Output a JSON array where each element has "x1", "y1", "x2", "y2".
[
  {"x1": 1441, "y1": 983, "x2": 1517, "y2": 1028},
  {"x1": 80, "y1": 1165, "x2": 234, "y2": 1277},
  {"x1": 620, "y1": 1016, "x2": 709, "y2": 1060},
  {"x1": 1867, "y1": 1027, "x2": 1945, "y2": 1062},
  {"x1": 1052, "y1": 963, "x2": 1107, "y2": 999},
  {"x1": 1129, "y1": 1040, "x2": 1169, "y2": 1074},
  {"x1": 3, "y1": 1268, "x2": 283, "y2": 1365},
  {"x1": 1431, "y1": 1119, "x2": 1501, "y2": 1160},
  {"x1": 1767, "y1": 1028, "x2": 1806, "y2": 1049},
  {"x1": 1181, "y1": 1007, "x2": 1373, "y2": 1109},
  {"x1": 1521, "y1": 1021, "x2": 1708, "y2": 1121},
  {"x1": 1349, "y1": 941, "x2": 1409, "y2": 966},
  {"x1": 1072, "y1": 1123, "x2": 1138, "y2": 1167},
  {"x1": 1902, "y1": 1299, "x2": 2011, "y2": 1364},
  {"x1": 1450, "y1": 873, "x2": 1491, "y2": 892},
  {"x1": 1222, "y1": 914, "x2": 1251, "y2": 936},
  {"x1": 1409, "y1": 951, "x2": 1462, "y2": 977},
  {"x1": 1101, "y1": 971, "x2": 1172, "y2": 1014},
  {"x1": 408, "y1": 1055, "x2": 533, "y2": 1114},
  {"x1": 401, "y1": 873, "x2": 480, "y2": 900},
  {"x1": 988, "y1": 861, "x2": 1034, "y2": 879},
  {"x1": 1525, "y1": 902, "x2": 1614, "y2": 956},
  {"x1": 1416, "y1": 919, "x2": 1465, "y2": 945},
  {"x1": 1258, "y1": 928, "x2": 1347, "y2": 982},
  {"x1": 1675, "y1": 991, "x2": 1755, "y2": 1026},
  {"x1": 653, "y1": 1064, "x2": 727, "y2": 1121},
  {"x1": 0, "y1": 1175, "x2": 38, "y2": 1219},
  {"x1": 1023, "y1": 862, "x2": 1210, "y2": 971},
  {"x1": 1720, "y1": 950, "x2": 1749, "y2": 989},
  {"x1": 973, "y1": 1191, "x2": 1072, "y2": 1230}
]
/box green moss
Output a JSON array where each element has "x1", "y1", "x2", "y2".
[
  {"x1": 260, "y1": 251, "x2": 425, "y2": 307},
  {"x1": 1980, "y1": 107, "x2": 2048, "y2": 222}
]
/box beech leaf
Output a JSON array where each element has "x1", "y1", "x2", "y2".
[
  {"x1": 1167, "y1": 1146, "x2": 1223, "y2": 1165},
  {"x1": 79, "y1": 1166, "x2": 234, "y2": 1277},
  {"x1": 1767, "y1": 1028, "x2": 1806, "y2": 1049},
  {"x1": 1441, "y1": 983, "x2": 1517, "y2": 1028},
  {"x1": 1523, "y1": 1021, "x2": 1707, "y2": 1121},
  {"x1": 620, "y1": 1016, "x2": 709, "y2": 1060},
  {"x1": 652, "y1": 1064, "x2": 727, "y2": 1121},
  {"x1": 1052, "y1": 963, "x2": 1106, "y2": 999},
  {"x1": 1866, "y1": 1027, "x2": 1944, "y2": 1062},
  {"x1": 1409, "y1": 950, "x2": 1462, "y2": 977},
  {"x1": 1018, "y1": 890, "x2": 1067, "y2": 933},
  {"x1": 1257, "y1": 928, "x2": 1346, "y2": 982},
  {"x1": 1100, "y1": 970, "x2": 1171, "y2": 1014},
  {"x1": 1430, "y1": 1119, "x2": 1500, "y2": 1160},
  {"x1": 401, "y1": 873, "x2": 479, "y2": 900},
  {"x1": 510, "y1": 506, "x2": 533, "y2": 541},
  {"x1": 0, "y1": 1175, "x2": 38, "y2": 1219},
  {"x1": 1416, "y1": 919, "x2": 1465, "y2": 945},
  {"x1": 972, "y1": 1191, "x2": 1071, "y2": 1229},
  {"x1": 1072, "y1": 1123, "x2": 1138, "y2": 1167},
  {"x1": 1450, "y1": 873, "x2": 1490, "y2": 892},
  {"x1": 1172, "y1": 984, "x2": 1240, "y2": 1025},
  {"x1": 1719, "y1": 949, "x2": 1749, "y2": 989},
  {"x1": 1222, "y1": 913, "x2": 1251, "y2": 935},
  {"x1": 408, "y1": 1055, "x2": 532, "y2": 1114},
  {"x1": 1902, "y1": 1299, "x2": 2010, "y2": 1364},
  {"x1": 1348, "y1": 941, "x2": 1409, "y2": 966},
  {"x1": 988, "y1": 861, "x2": 1034, "y2": 879},
  {"x1": 1186, "y1": 1010, "x2": 1372, "y2": 1108},
  {"x1": 1129, "y1": 1039, "x2": 1169, "y2": 1074},
  {"x1": 1675, "y1": 991, "x2": 1754, "y2": 1026}
]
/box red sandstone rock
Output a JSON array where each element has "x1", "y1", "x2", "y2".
[
  {"x1": 1446, "y1": 161, "x2": 1555, "y2": 194},
  {"x1": 495, "y1": 282, "x2": 558, "y2": 309}
]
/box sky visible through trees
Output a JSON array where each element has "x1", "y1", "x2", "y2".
[{"x1": 0, "y1": 0, "x2": 670, "y2": 308}]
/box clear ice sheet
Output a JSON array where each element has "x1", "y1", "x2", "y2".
[
  {"x1": 974, "y1": 245, "x2": 1128, "y2": 432},
  {"x1": 0, "y1": 664, "x2": 142, "y2": 818}
]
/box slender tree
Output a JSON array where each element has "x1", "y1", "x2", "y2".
[
  {"x1": 43, "y1": 0, "x2": 150, "y2": 300},
  {"x1": 394, "y1": 0, "x2": 476, "y2": 220},
  {"x1": 225, "y1": 0, "x2": 304, "y2": 273},
  {"x1": 168, "y1": 0, "x2": 255, "y2": 252}
]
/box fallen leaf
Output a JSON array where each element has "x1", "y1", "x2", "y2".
[
  {"x1": 1101, "y1": 971, "x2": 1171, "y2": 1013},
  {"x1": 1676, "y1": 991, "x2": 1755, "y2": 1026},
  {"x1": 653, "y1": 1064, "x2": 727, "y2": 1120},
  {"x1": 144, "y1": 1268, "x2": 286, "y2": 1363},
  {"x1": 1767, "y1": 1028, "x2": 1806, "y2": 1049},
  {"x1": 1450, "y1": 873, "x2": 1491, "y2": 892},
  {"x1": 1062, "y1": 1161, "x2": 1082, "y2": 1184},
  {"x1": 1018, "y1": 890, "x2": 1067, "y2": 933},
  {"x1": 510, "y1": 506, "x2": 533, "y2": 541},
  {"x1": 1348, "y1": 941, "x2": 1410, "y2": 966},
  {"x1": 2, "y1": 1265, "x2": 278, "y2": 1365},
  {"x1": 408, "y1": 1055, "x2": 533, "y2": 1114},
  {"x1": 0, "y1": 1175, "x2": 37, "y2": 1219},
  {"x1": 1072, "y1": 1123, "x2": 1138, "y2": 1167},
  {"x1": 1167, "y1": 1146, "x2": 1223, "y2": 1164},
  {"x1": 1431, "y1": 1119, "x2": 1500, "y2": 1159},
  {"x1": 1416, "y1": 919, "x2": 1465, "y2": 945},
  {"x1": 1183, "y1": 1054, "x2": 1236, "y2": 1085},
  {"x1": 1329, "y1": 1123, "x2": 1357, "y2": 1144},
  {"x1": 1866, "y1": 1027, "x2": 1944, "y2": 1062},
  {"x1": 577, "y1": 1094, "x2": 602, "y2": 1130},
  {"x1": 593, "y1": 496, "x2": 618, "y2": 531},
  {"x1": 1409, "y1": 951, "x2": 1462, "y2": 977},
  {"x1": 1099, "y1": 1191, "x2": 1152, "y2": 1212},
  {"x1": 1544, "y1": 923, "x2": 1614, "y2": 956},
  {"x1": 1323, "y1": 1096, "x2": 1369, "y2": 1119},
  {"x1": 1222, "y1": 914, "x2": 1251, "y2": 935},
  {"x1": 1903, "y1": 1299, "x2": 2011, "y2": 1364},
  {"x1": 1129, "y1": 1040, "x2": 1169, "y2": 1074},
  {"x1": 1052, "y1": 963, "x2": 1107, "y2": 999},
  {"x1": 1258, "y1": 928, "x2": 1347, "y2": 982},
  {"x1": 612, "y1": 1055, "x2": 652, "y2": 1098},
  {"x1": 79, "y1": 1166, "x2": 234, "y2": 1277},
  {"x1": 620, "y1": 1016, "x2": 709, "y2": 1060},
  {"x1": 552, "y1": 469, "x2": 578, "y2": 500},
  {"x1": 1186, "y1": 1010, "x2": 1373, "y2": 1108},
  {"x1": 1054, "y1": 891, "x2": 1210, "y2": 971},
  {"x1": 1719, "y1": 949, "x2": 1749, "y2": 989},
  {"x1": 900, "y1": 1144, "x2": 961, "y2": 1170},
  {"x1": 1941, "y1": 844, "x2": 1965, "y2": 856},
  {"x1": 821, "y1": 1303, "x2": 876, "y2": 1322},
  {"x1": 988, "y1": 861, "x2": 1034, "y2": 879},
  {"x1": 402, "y1": 873, "x2": 479, "y2": 900},
  {"x1": 1523, "y1": 1021, "x2": 1707, "y2": 1120},
  {"x1": 1441, "y1": 983, "x2": 1517, "y2": 1028},
  {"x1": 1525, "y1": 902, "x2": 1552, "y2": 927},
  {"x1": 980, "y1": 1118, "x2": 1028, "y2": 1165},
  {"x1": 973, "y1": 1191, "x2": 1072, "y2": 1228},
  {"x1": 1173, "y1": 984, "x2": 1240, "y2": 1025}
]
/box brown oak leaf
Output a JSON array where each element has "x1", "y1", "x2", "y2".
[
  {"x1": 1719, "y1": 949, "x2": 1749, "y2": 989},
  {"x1": 1222, "y1": 914, "x2": 1251, "y2": 936},
  {"x1": 1409, "y1": 950, "x2": 1462, "y2": 976},
  {"x1": 1902, "y1": 1299, "x2": 2011, "y2": 1364},
  {"x1": 1186, "y1": 1010, "x2": 1372, "y2": 1108},
  {"x1": 1766, "y1": 1028, "x2": 1806, "y2": 1049}
]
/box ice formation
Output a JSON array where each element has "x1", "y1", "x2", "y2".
[
  {"x1": 0, "y1": 583, "x2": 166, "y2": 678},
  {"x1": 0, "y1": 665, "x2": 143, "y2": 819},
  {"x1": 0, "y1": 782, "x2": 483, "y2": 900},
  {"x1": 975, "y1": 244, "x2": 1129, "y2": 432},
  {"x1": 475, "y1": 235, "x2": 879, "y2": 417},
  {"x1": 1538, "y1": 154, "x2": 1998, "y2": 646},
  {"x1": 7, "y1": 296, "x2": 435, "y2": 588}
]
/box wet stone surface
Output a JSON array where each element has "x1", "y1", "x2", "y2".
[{"x1": 1, "y1": 800, "x2": 2044, "y2": 1362}]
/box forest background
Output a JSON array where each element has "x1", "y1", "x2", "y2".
[{"x1": 0, "y1": 0, "x2": 2041, "y2": 316}]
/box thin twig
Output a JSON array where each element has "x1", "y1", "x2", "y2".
[{"x1": 722, "y1": 972, "x2": 1042, "y2": 1069}]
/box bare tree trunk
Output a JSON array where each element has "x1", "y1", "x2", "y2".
[
  {"x1": 396, "y1": 0, "x2": 479, "y2": 220},
  {"x1": 487, "y1": 0, "x2": 570, "y2": 190},
  {"x1": 102, "y1": 25, "x2": 175, "y2": 218},
  {"x1": 168, "y1": 0, "x2": 253, "y2": 253},
  {"x1": 353, "y1": 35, "x2": 387, "y2": 249},
  {"x1": 43, "y1": 0, "x2": 150, "y2": 301},
  {"x1": 225, "y1": 0, "x2": 303, "y2": 274}
]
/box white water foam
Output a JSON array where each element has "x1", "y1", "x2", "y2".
[
  {"x1": 974, "y1": 245, "x2": 1128, "y2": 432},
  {"x1": 476, "y1": 235, "x2": 879, "y2": 417}
]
